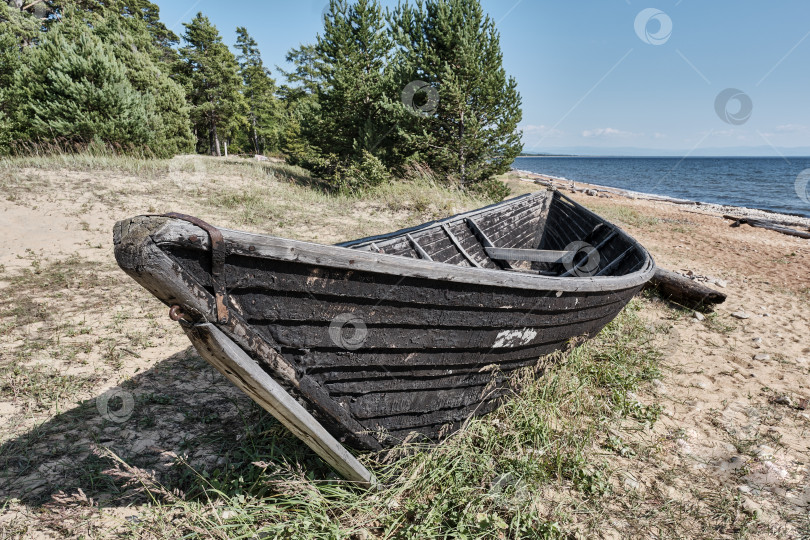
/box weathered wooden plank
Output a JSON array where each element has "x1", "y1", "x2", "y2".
[
  {"x1": 349, "y1": 385, "x2": 512, "y2": 419},
  {"x1": 530, "y1": 190, "x2": 554, "y2": 251},
  {"x1": 487, "y1": 211, "x2": 543, "y2": 248},
  {"x1": 406, "y1": 234, "x2": 433, "y2": 261},
  {"x1": 362, "y1": 393, "x2": 508, "y2": 433},
  {"x1": 324, "y1": 368, "x2": 515, "y2": 394},
  {"x1": 295, "y1": 336, "x2": 575, "y2": 371},
  {"x1": 455, "y1": 233, "x2": 499, "y2": 268},
  {"x1": 184, "y1": 323, "x2": 376, "y2": 486},
  {"x1": 410, "y1": 225, "x2": 460, "y2": 250},
  {"x1": 470, "y1": 196, "x2": 540, "y2": 232},
  {"x1": 255, "y1": 308, "x2": 620, "y2": 351},
  {"x1": 316, "y1": 359, "x2": 532, "y2": 385},
  {"x1": 495, "y1": 223, "x2": 542, "y2": 251},
  {"x1": 441, "y1": 224, "x2": 481, "y2": 268},
  {"x1": 416, "y1": 235, "x2": 479, "y2": 267},
  {"x1": 167, "y1": 252, "x2": 636, "y2": 311},
  {"x1": 486, "y1": 247, "x2": 573, "y2": 264},
  {"x1": 154, "y1": 226, "x2": 654, "y2": 294},
  {"x1": 236, "y1": 291, "x2": 628, "y2": 327}
]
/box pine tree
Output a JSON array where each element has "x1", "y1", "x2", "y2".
[
  {"x1": 0, "y1": 1, "x2": 44, "y2": 47},
  {"x1": 0, "y1": 28, "x2": 21, "y2": 150},
  {"x1": 390, "y1": 0, "x2": 523, "y2": 187},
  {"x1": 235, "y1": 27, "x2": 279, "y2": 155},
  {"x1": 176, "y1": 13, "x2": 246, "y2": 156},
  {"x1": 94, "y1": 13, "x2": 193, "y2": 156},
  {"x1": 276, "y1": 44, "x2": 324, "y2": 164},
  {"x1": 57, "y1": 0, "x2": 179, "y2": 61},
  {"x1": 277, "y1": 44, "x2": 325, "y2": 97},
  {"x1": 1, "y1": 1, "x2": 191, "y2": 156},
  {"x1": 14, "y1": 18, "x2": 154, "y2": 149},
  {"x1": 122, "y1": 0, "x2": 181, "y2": 64},
  {"x1": 311, "y1": 0, "x2": 393, "y2": 163}
]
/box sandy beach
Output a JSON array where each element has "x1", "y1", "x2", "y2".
[
  {"x1": 510, "y1": 168, "x2": 810, "y2": 536},
  {"x1": 0, "y1": 159, "x2": 808, "y2": 538}
]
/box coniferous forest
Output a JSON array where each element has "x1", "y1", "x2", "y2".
[{"x1": 0, "y1": 0, "x2": 523, "y2": 196}]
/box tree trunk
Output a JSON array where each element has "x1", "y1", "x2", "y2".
[
  {"x1": 251, "y1": 114, "x2": 260, "y2": 155},
  {"x1": 224, "y1": 140, "x2": 229, "y2": 157},
  {"x1": 458, "y1": 110, "x2": 466, "y2": 184},
  {"x1": 212, "y1": 123, "x2": 221, "y2": 157}
]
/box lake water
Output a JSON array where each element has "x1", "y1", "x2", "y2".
[{"x1": 512, "y1": 156, "x2": 810, "y2": 218}]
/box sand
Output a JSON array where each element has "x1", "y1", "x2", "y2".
[{"x1": 0, "y1": 160, "x2": 808, "y2": 538}]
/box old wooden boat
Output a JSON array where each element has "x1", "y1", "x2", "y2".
[{"x1": 114, "y1": 188, "x2": 655, "y2": 484}]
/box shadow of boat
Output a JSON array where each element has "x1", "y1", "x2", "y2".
[{"x1": 0, "y1": 346, "x2": 334, "y2": 507}]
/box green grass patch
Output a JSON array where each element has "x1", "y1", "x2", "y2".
[
  {"x1": 0, "y1": 357, "x2": 91, "y2": 413},
  {"x1": 581, "y1": 203, "x2": 661, "y2": 229}
]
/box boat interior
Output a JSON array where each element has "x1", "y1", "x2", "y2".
[{"x1": 341, "y1": 189, "x2": 647, "y2": 278}]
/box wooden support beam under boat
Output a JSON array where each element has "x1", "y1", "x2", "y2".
[
  {"x1": 645, "y1": 268, "x2": 727, "y2": 310},
  {"x1": 184, "y1": 322, "x2": 377, "y2": 487}
]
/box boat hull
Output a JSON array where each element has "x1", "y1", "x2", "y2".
[{"x1": 113, "y1": 190, "x2": 655, "y2": 452}]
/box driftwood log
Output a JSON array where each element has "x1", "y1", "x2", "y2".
[
  {"x1": 724, "y1": 215, "x2": 810, "y2": 239},
  {"x1": 645, "y1": 268, "x2": 727, "y2": 310}
]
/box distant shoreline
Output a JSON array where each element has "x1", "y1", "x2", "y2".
[
  {"x1": 516, "y1": 154, "x2": 810, "y2": 159},
  {"x1": 511, "y1": 167, "x2": 810, "y2": 228}
]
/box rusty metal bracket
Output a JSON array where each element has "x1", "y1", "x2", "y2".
[{"x1": 163, "y1": 212, "x2": 230, "y2": 324}]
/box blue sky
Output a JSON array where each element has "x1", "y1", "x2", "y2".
[{"x1": 154, "y1": 1, "x2": 810, "y2": 155}]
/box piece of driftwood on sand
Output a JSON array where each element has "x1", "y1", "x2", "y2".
[{"x1": 724, "y1": 215, "x2": 810, "y2": 239}]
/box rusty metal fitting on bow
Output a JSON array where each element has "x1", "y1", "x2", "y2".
[{"x1": 169, "y1": 304, "x2": 185, "y2": 322}]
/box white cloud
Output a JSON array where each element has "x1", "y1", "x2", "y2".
[
  {"x1": 774, "y1": 124, "x2": 807, "y2": 133},
  {"x1": 581, "y1": 127, "x2": 639, "y2": 138},
  {"x1": 520, "y1": 124, "x2": 563, "y2": 138},
  {"x1": 653, "y1": 132, "x2": 667, "y2": 139}
]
